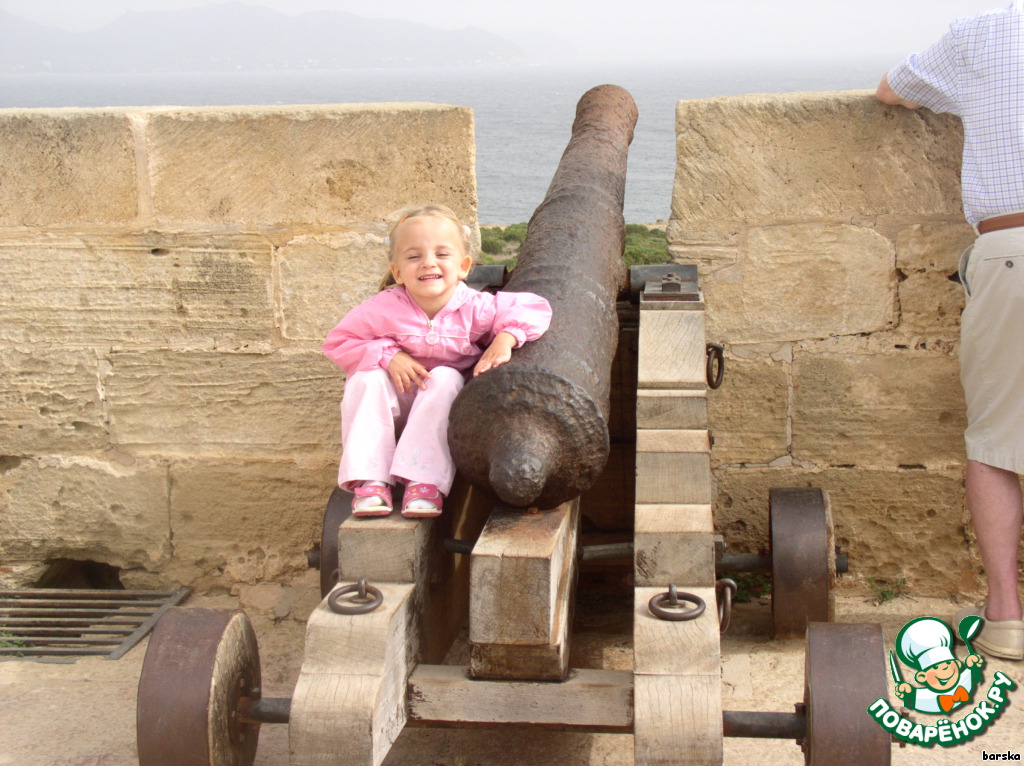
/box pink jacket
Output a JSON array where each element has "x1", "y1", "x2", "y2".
[{"x1": 323, "y1": 282, "x2": 552, "y2": 377}]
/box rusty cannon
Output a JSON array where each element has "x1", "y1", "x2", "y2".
[
  {"x1": 447, "y1": 83, "x2": 637, "y2": 510},
  {"x1": 136, "y1": 85, "x2": 892, "y2": 766}
]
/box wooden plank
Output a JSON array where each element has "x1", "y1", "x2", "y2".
[
  {"x1": 338, "y1": 513, "x2": 429, "y2": 584},
  {"x1": 469, "y1": 501, "x2": 579, "y2": 680},
  {"x1": 633, "y1": 586, "x2": 720, "y2": 676},
  {"x1": 289, "y1": 583, "x2": 414, "y2": 766},
  {"x1": 634, "y1": 505, "x2": 715, "y2": 587},
  {"x1": 637, "y1": 389, "x2": 707, "y2": 430},
  {"x1": 634, "y1": 504, "x2": 713, "y2": 533},
  {"x1": 635, "y1": 452, "x2": 713, "y2": 505},
  {"x1": 639, "y1": 297, "x2": 706, "y2": 311},
  {"x1": 634, "y1": 674, "x2": 722, "y2": 766},
  {"x1": 336, "y1": 476, "x2": 491, "y2": 665},
  {"x1": 469, "y1": 630, "x2": 569, "y2": 681},
  {"x1": 408, "y1": 664, "x2": 633, "y2": 727},
  {"x1": 637, "y1": 308, "x2": 706, "y2": 390},
  {"x1": 469, "y1": 502, "x2": 578, "y2": 646},
  {"x1": 636, "y1": 429, "x2": 710, "y2": 453},
  {"x1": 418, "y1": 478, "x2": 493, "y2": 664}
]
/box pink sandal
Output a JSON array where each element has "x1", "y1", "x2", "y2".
[
  {"x1": 401, "y1": 483, "x2": 443, "y2": 518},
  {"x1": 352, "y1": 484, "x2": 393, "y2": 517}
]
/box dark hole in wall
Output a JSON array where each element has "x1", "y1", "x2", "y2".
[{"x1": 35, "y1": 559, "x2": 124, "y2": 590}]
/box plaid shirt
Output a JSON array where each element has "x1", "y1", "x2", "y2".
[{"x1": 888, "y1": 1, "x2": 1024, "y2": 226}]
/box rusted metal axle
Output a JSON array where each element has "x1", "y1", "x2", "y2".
[
  {"x1": 449, "y1": 84, "x2": 637, "y2": 509},
  {"x1": 237, "y1": 696, "x2": 809, "y2": 741}
]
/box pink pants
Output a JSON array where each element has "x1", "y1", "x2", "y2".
[{"x1": 338, "y1": 367, "x2": 464, "y2": 495}]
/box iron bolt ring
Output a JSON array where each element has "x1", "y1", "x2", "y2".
[
  {"x1": 649, "y1": 584, "x2": 706, "y2": 621},
  {"x1": 706, "y1": 343, "x2": 725, "y2": 389},
  {"x1": 716, "y1": 578, "x2": 738, "y2": 633},
  {"x1": 328, "y1": 577, "x2": 383, "y2": 615}
]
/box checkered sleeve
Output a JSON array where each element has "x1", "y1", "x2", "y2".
[{"x1": 887, "y1": 27, "x2": 962, "y2": 115}]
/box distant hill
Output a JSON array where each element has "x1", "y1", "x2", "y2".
[{"x1": 0, "y1": 2, "x2": 527, "y2": 73}]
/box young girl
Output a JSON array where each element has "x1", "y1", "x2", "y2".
[{"x1": 323, "y1": 204, "x2": 552, "y2": 518}]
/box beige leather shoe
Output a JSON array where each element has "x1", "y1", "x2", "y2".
[{"x1": 952, "y1": 601, "x2": 1024, "y2": 661}]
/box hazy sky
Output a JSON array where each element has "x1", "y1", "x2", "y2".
[{"x1": 0, "y1": 0, "x2": 1010, "y2": 64}]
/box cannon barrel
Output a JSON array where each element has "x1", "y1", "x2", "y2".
[{"x1": 449, "y1": 84, "x2": 637, "y2": 509}]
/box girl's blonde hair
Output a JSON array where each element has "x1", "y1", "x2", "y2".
[{"x1": 378, "y1": 203, "x2": 474, "y2": 290}]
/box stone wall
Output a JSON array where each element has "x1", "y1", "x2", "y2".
[
  {"x1": 0, "y1": 103, "x2": 476, "y2": 604},
  {"x1": 3, "y1": 92, "x2": 1014, "y2": 606},
  {"x1": 669, "y1": 91, "x2": 999, "y2": 598}
]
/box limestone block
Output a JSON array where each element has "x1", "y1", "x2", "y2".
[
  {"x1": 104, "y1": 348, "x2": 343, "y2": 459},
  {"x1": 712, "y1": 466, "x2": 979, "y2": 597},
  {"x1": 0, "y1": 346, "x2": 107, "y2": 455},
  {"x1": 705, "y1": 347, "x2": 788, "y2": 465},
  {"x1": 895, "y1": 222, "x2": 976, "y2": 274},
  {"x1": 894, "y1": 223, "x2": 972, "y2": 339},
  {"x1": 897, "y1": 271, "x2": 965, "y2": 340},
  {"x1": 673, "y1": 92, "x2": 962, "y2": 224},
  {"x1": 168, "y1": 458, "x2": 336, "y2": 588},
  {"x1": 0, "y1": 233, "x2": 275, "y2": 350},
  {"x1": 695, "y1": 223, "x2": 897, "y2": 343},
  {"x1": 146, "y1": 104, "x2": 476, "y2": 226},
  {"x1": 0, "y1": 456, "x2": 170, "y2": 568},
  {"x1": 277, "y1": 226, "x2": 390, "y2": 341},
  {"x1": 792, "y1": 350, "x2": 966, "y2": 467},
  {"x1": 0, "y1": 110, "x2": 137, "y2": 226}
]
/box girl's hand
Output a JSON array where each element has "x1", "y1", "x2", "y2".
[
  {"x1": 474, "y1": 331, "x2": 517, "y2": 376},
  {"x1": 388, "y1": 351, "x2": 431, "y2": 392}
]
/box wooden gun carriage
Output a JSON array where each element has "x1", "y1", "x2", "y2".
[{"x1": 137, "y1": 86, "x2": 892, "y2": 766}]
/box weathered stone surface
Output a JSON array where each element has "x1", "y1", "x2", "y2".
[
  {"x1": 673, "y1": 92, "x2": 963, "y2": 224},
  {"x1": 792, "y1": 350, "x2": 966, "y2": 467},
  {"x1": 0, "y1": 110, "x2": 137, "y2": 226},
  {"x1": 894, "y1": 222, "x2": 972, "y2": 339},
  {"x1": 697, "y1": 223, "x2": 897, "y2": 343},
  {"x1": 713, "y1": 466, "x2": 978, "y2": 597},
  {"x1": 146, "y1": 104, "x2": 477, "y2": 225},
  {"x1": 897, "y1": 272, "x2": 965, "y2": 340},
  {"x1": 168, "y1": 459, "x2": 336, "y2": 589},
  {"x1": 0, "y1": 456, "x2": 170, "y2": 569},
  {"x1": 706, "y1": 345, "x2": 789, "y2": 465},
  {"x1": 895, "y1": 222, "x2": 975, "y2": 274},
  {"x1": 0, "y1": 103, "x2": 477, "y2": 593},
  {"x1": 0, "y1": 346, "x2": 107, "y2": 455},
  {"x1": 277, "y1": 226, "x2": 390, "y2": 341},
  {"x1": 104, "y1": 348, "x2": 343, "y2": 459},
  {"x1": 0, "y1": 233, "x2": 275, "y2": 350}
]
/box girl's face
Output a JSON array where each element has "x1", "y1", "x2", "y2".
[{"x1": 389, "y1": 215, "x2": 472, "y2": 316}]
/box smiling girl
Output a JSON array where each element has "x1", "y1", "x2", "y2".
[{"x1": 323, "y1": 204, "x2": 552, "y2": 518}]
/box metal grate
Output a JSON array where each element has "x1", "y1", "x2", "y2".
[{"x1": 0, "y1": 587, "x2": 190, "y2": 661}]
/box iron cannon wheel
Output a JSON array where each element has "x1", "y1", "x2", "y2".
[
  {"x1": 137, "y1": 607, "x2": 262, "y2": 766},
  {"x1": 770, "y1": 487, "x2": 836, "y2": 639},
  {"x1": 319, "y1": 487, "x2": 354, "y2": 598},
  {"x1": 803, "y1": 622, "x2": 891, "y2": 765}
]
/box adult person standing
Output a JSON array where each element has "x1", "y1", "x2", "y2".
[{"x1": 876, "y1": 2, "x2": 1024, "y2": 661}]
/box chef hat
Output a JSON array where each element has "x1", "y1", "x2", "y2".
[{"x1": 896, "y1": 616, "x2": 956, "y2": 671}]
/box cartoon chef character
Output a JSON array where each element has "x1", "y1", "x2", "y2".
[{"x1": 893, "y1": 616, "x2": 984, "y2": 714}]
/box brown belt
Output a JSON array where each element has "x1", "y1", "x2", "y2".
[{"x1": 977, "y1": 212, "x2": 1024, "y2": 234}]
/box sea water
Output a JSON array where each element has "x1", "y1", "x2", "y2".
[{"x1": 0, "y1": 59, "x2": 889, "y2": 223}]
